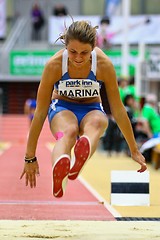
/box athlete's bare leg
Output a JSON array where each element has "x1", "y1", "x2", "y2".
[
  {"x1": 79, "y1": 110, "x2": 108, "y2": 156},
  {"x1": 50, "y1": 110, "x2": 79, "y2": 164},
  {"x1": 50, "y1": 110, "x2": 79, "y2": 197},
  {"x1": 69, "y1": 110, "x2": 108, "y2": 180}
]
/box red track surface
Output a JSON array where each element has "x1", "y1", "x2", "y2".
[{"x1": 0, "y1": 115, "x2": 115, "y2": 221}]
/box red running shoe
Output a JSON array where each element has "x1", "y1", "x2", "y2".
[
  {"x1": 52, "y1": 154, "x2": 70, "y2": 198},
  {"x1": 69, "y1": 135, "x2": 91, "y2": 180}
]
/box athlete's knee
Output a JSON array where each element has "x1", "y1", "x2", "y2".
[
  {"x1": 89, "y1": 115, "x2": 108, "y2": 130},
  {"x1": 64, "y1": 124, "x2": 79, "y2": 139}
]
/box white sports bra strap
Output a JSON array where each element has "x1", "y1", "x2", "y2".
[
  {"x1": 62, "y1": 49, "x2": 97, "y2": 75},
  {"x1": 91, "y1": 50, "x2": 97, "y2": 75},
  {"x1": 62, "y1": 49, "x2": 68, "y2": 75}
]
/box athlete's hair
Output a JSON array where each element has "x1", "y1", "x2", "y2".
[{"x1": 56, "y1": 20, "x2": 98, "y2": 48}]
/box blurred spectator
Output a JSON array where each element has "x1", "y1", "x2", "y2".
[
  {"x1": 97, "y1": 15, "x2": 151, "y2": 49},
  {"x1": 124, "y1": 76, "x2": 139, "y2": 102},
  {"x1": 124, "y1": 94, "x2": 140, "y2": 118},
  {"x1": 139, "y1": 94, "x2": 160, "y2": 163},
  {"x1": 141, "y1": 93, "x2": 160, "y2": 138},
  {"x1": 124, "y1": 94, "x2": 149, "y2": 146},
  {"x1": 97, "y1": 0, "x2": 121, "y2": 49},
  {"x1": 53, "y1": 4, "x2": 68, "y2": 16},
  {"x1": 118, "y1": 76, "x2": 140, "y2": 104},
  {"x1": 31, "y1": 3, "x2": 45, "y2": 41},
  {"x1": 102, "y1": 115, "x2": 124, "y2": 155},
  {"x1": 118, "y1": 77, "x2": 129, "y2": 103},
  {"x1": 96, "y1": 16, "x2": 114, "y2": 49},
  {"x1": 24, "y1": 92, "x2": 37, "y2": 126},
  {"x1": 124, "y1": 94, "x2": 139, "y2": 139}
]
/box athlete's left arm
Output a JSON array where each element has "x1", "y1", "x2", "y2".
[{"x1": 98, "y1": 54, "x2": 147, "y2": 172}]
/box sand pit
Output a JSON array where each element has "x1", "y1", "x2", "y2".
[{"x1": 0, "y1": 220, "x2": 160, "y2": 240}]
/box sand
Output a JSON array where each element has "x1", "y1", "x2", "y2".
[{"x1": 0, "y1": 220, "x2": 160, "y2": 240}]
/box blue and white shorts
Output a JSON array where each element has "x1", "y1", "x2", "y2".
[{"x1": 48, "y1": 99, "x2": 106, "y2": 126}]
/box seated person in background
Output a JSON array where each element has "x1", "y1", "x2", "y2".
[
  {"x1": 124, "y1": 94, "x2": 150, "y2": 144},
  {"x1": 24, "y1": 93, "x2": 37, "y2": 125},
  {"x1": 141, "y1": 93, "x2": 160, "y2": 138}
]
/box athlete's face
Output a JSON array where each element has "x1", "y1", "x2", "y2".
[{"x1": 67, "y1": 40, "x2": 93, "y2": 68}]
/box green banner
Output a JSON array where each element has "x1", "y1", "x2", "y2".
[
  {"x1": 104, "y1": 49, "x2": 139, "y2": 77},
  {"x1": 10, "y1": 51, "x2": 56, "y2": 76},
  {"x1": 10, "y1": 50, "x2": 140, "y2": 76}
]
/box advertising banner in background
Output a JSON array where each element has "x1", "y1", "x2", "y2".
[
  {"x1": 48, "y1": 15, "x2": 100, "y2": 45},
  {"x1": 10, "y1": 51, "x2": 56, "y2": 75},
  {"x1": 48, "y1": 15, "x2": 160, "y2": 45},
  {"x1": 10, "y1": 50, "x2": 140, "y2": 77},
  {"x1": 0, "y1": 0, "x2": 6, "y2": 39}
]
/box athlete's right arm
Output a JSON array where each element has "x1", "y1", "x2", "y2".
[
  {"x1": 20, "y1": 52, "x2": 63, "y2": 187},
  {"x1": 96, "y1": 48, "x2": 147, "y2": 173}
]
